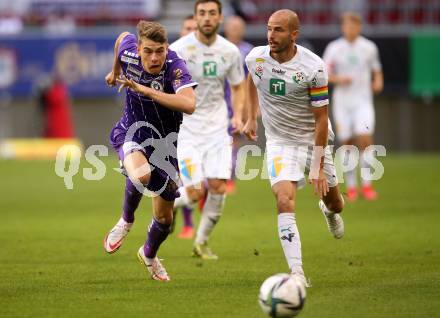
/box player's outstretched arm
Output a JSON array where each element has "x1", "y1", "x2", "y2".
[
  {"x1": 243, "y1": 74, "x2": 259, "y2": 141},
  {"x1": 116, "y1": 76, "x2": 196, "y2": 114},
  {"x1": 105, "y1": 32, "x2": 130, "y2": 87},
  {"x1": 230, "y1": 80, "x2": 246, "y2": 133},
  {"x1": 309, "y1": 106, "x2": 329, "y2": 198}
]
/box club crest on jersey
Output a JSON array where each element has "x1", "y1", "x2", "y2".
[
  {"x1": 255, "y1": 58, "x2": 265, "y2": 79},
  {"x1": 292, "y1": 71, "x2": 305, "y2": 84},
  {"x1": 151, "y1": 80, "x2": 164, "y2": 91}
]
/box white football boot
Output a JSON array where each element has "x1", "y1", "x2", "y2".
[
  {"x1": 137, "y1": 246, "x2": 170, "y2": 282},
  {"x1": 319, "y1": 200, "x2": 344, "y2": 239},
  {"x1": 104, "y1": 217, "x2": 133, "y2": 253}
]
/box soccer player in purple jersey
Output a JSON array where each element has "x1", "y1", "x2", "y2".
[{"x1": 103, "y1": 21, "x2": 197, "y2": 282}]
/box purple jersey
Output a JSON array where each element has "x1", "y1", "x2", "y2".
[
  {"x1": 114, "y1": 34, "x2": 196, "y2": 140},
  {"x1": 110, "y1": 34, "x2": 196, "y2": 201}
]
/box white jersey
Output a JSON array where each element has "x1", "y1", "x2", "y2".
[
  {"x1": 169, "y1": 32, "x2": 244, "y2": 136},
  {"x1": 323, "y1": 36, "x2": 382, "y2": 106},
  {"x1": 245, "y1": 45, "x2": 334, "y2": 144}
]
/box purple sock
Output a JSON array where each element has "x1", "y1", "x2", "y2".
[
  {"x1": 144, "y1": 218, "x2": 171, "y2": 258},
  {"x1": 122, "y1": 178, "x2": 143, "y2": 223},
  {"x1": 231, "y1": 140, "x2": 238, "y2": 180},
  {"x1": 182, "y1": 206, "x2": 193, "y2": 227}
]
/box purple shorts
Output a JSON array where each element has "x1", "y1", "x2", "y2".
[{"x1": 110, "y1": 126, "x2": 180, "y2": 201}]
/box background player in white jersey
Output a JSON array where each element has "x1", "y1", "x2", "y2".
[
  {"x1": 243, "y1": 10, "x2": 345, "y2": 284},
  {"x1": 173, "y1": 15, "x2": 199, "y2": 240},
  {"x1": 323, "y1": 12, "x2": 383, "y2": 201},
  {"x1": 169, "y1": 0, "x2": 246, "y2": 259}
]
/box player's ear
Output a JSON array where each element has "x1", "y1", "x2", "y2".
[{"x1": 291, "y1": 30, "x2": 299, "y2": 42}]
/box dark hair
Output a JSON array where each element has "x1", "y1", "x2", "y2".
[
  {"x1": 194, "y1": 0, "x2": 222, "y2": 14},
  {"x1": 184, "y1": 14, "x2": 194, "y2": 21},
  {"x1": 136, "y1": 20, "x2": 168, "y2": 44}
]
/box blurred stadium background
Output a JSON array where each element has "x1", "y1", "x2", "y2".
[
  {"x1": 1, "y1": 1, "x2": 439, "y2": 318},
  {"x1": 0, "y1": 0, "x2": 439, "y2": 152}
]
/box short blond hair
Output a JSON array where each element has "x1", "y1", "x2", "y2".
[{"x1": 341, "y1": 12, "x2": 362, "y2": 25}]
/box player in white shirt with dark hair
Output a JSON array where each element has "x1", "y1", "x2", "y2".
[
  {"x1": 244, "y1": 10, "x2": 345, "y2": 284},
  {"x1": 323, "y1": 12, "x2": 383, "y2": 201},
  {"x1": 169, "y1": 0, "x2": 245, "y2": 259}
]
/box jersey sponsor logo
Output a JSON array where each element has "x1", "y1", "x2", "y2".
[
  {"x1": 123, "y1": 50, "x2": 139, "y2": 58},
  {"x1": 272, "y1": 68, "x2": 286, "y2": 75},
  {"x1": 292, "y1": 71, "x2": 305, "y2": 84},
  {"x1": 127, "y1": 65, "x2": 142, "y2": 77},
  {"x1": 270, "y1": 78, "x2": 286, "y2": 96},
  {"x1": 203, "y1": 61, "x2": 217, "y2": 76},
  {"x1": 151, "y1": 80, "x2": 164, "y2": 91},
  {"x1": 121, "y1": 55, "x2": 139, "y2": 65}
]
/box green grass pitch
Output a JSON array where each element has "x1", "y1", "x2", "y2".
[{"x1": 1, "y1": 154, "x2": 439, "y2": 317}]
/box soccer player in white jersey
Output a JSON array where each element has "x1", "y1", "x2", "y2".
[
  {"x1": 323, "y1": 12, "x2": 383, "y2": 201},
  {"x1": 169, "y1": 0, "x2": 246, "y2": 259},
  {"x1": 243, "y1": 10, "x2": 345, "y2": 284}
]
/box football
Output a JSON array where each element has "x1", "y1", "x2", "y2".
[{"x1": 258, "y1": 274, "x2": 306, "y2": 318}]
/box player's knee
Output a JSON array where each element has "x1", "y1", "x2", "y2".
[
  {"x1": 208, "y1": 181, "x2": 226, "y2": 195},
  {"x1": 137, "y1": 173, "x2": 151, "y2": 186},
  {"x1": 327, "y1": 197, "x2": 344, "y2": 213},
  {"x1": 276, "y1": 193, "x2": 293, "y2": 212},
  {"x1": 187, "y1": 187, "x2": 204, "y2": 202}
]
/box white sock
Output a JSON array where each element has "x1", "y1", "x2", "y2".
[
  {"x1": 344, "y1": 168, "x2": 357, "y2": 189},
  {"x1": 195, "y1": 193, "x2": 225, "y2": 244},
  {"x1": 174, "y1": 187, "x2": 192, "y2": 209},
  {"x1": 278, "y1": 213, "x2": 302, "y2": 273},
  {"x1": 360, "y1": 151, "x2": 372, "y2": 186},
  {"x1": 117, "y1": 217, "x2": 133, "y2": 227}
]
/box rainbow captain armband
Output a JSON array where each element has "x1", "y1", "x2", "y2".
[{"x1": 309, "y1": 86, "x2": 329, "y2": 102}]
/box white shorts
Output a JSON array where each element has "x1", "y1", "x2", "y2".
[
  {"x1": 266, "y1": 141, "x2": 338, "y2": 189},
  {"x1": 177, "y1": 132, "x2": 232, "y2": 186},
  {"x1": 333, "y1": 102, "x2": 375, "y2": 142}
]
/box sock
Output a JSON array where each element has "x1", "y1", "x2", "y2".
[
  {"x1": 122, "y1": 178, "x2": 143, "y2": 223},
  {"x1": 278, "y1": 212, "x2": 303, "y2": 273},
  {"x1": 231, "y1": 143, "x2": 238, "y2": 180},
  {"x1": 143, "y1": 218, "x2": 171, "y2": 259},
  {"x1": 182, "y1": 205, "x2": 193, "y2": 227},
  {"x1": 174, "y1": 187, "x2": 192, "y2": 209},
  {"x1": 195, "y1": 193, "x2": 225, "y2": 244},
  {"x1": 344, "y1": 168, "x2": 357, "y2": 189},
  {"x1": 360, "y1": 151, "x2": 372, "y2": 187}
]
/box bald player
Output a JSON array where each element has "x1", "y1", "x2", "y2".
[
  {"x1": 323, "y1": 12, "x2": 383, "y2": 201},
  {"x1": 244, "y1": 10, "x2": 345, "y2": 285}
]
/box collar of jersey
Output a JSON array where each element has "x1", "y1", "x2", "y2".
[{"x1": 265, "y1": 44, "x2": 300, "y2": 66}]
